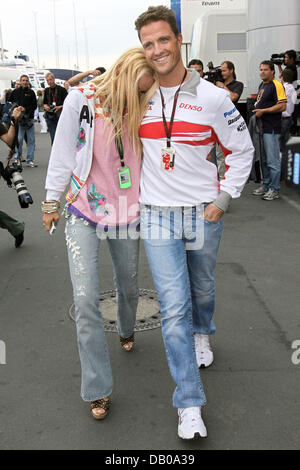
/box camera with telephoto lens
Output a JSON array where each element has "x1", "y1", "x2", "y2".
[
  {"x1": 271, "y1": 52, "x2": 300, "y2": 66},
  {"x1": 0, "y1": 159, "x2": 33, "y2": 208},
  {"x1": 204, "y1": 61, "x2": 223, "y2": 84}
]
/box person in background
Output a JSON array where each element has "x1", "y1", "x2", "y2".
[
  {"x1": 36, "y1": 90, "x2": 47, "y2": 134},
  {"x1": 276, "y1": 50, "x2": 298, "y2": 83},
  {"x1": 0, "y1": 105, "x2": 26, "y2": 247},
  {"x1": 216, "y1": 61, "x2": 244, "y2": 105},
  {"x1": 10, "y1": 74, "x2": 37, "y2": 168},
  {"x1": 280, "y1": 68, "x2": 297, "y2": 180},
  {"x1": 215, "y1": 61, "x2": 244, "y2": 179},
  {"x1": 64, "y1": 81, "x2": 70, "y2": 93},
  {"x1": 43, "y1": 72, "x2": 68, "y2": 145},
  {"x1": 252, "y1": 61, "x2": 287, "y2": 201},
  {"x1": 188, "y1": 59, "x2": 204, "y2": 77},
  {"x1": 67, "y1": 67, "x2": 107, "y2": 87}
]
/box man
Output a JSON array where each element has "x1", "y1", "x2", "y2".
[
  {"x1": 277, "y1": 50, "x2": 298, "y2": 83},
  {"x1": 188, "y1": 59, "x2": 204, "y2": 77},
  {"x1": 216, "y1": 61, "x2": 244, "y2": 105},
  {"x1": 280, "y1": 68, "x2": 297, "y2": 179},
  {"x1": 215, "y1": 61, "x2": 244, "y2": 178},
  {"x1": 0, "y1": 105, "x2": 26, "y2": 247},
  {"x1": 43, "y1": 72, "x2": 68, "y2": 145},
  {"x1": 10, "y1": 75, "x2": 37, "y2": 168},
  {"x1": 67, "y1": 66, "x2": 106, "y2": 87},
  {"x1": 252, "y1": 61, "x2": 287, "y2": 200},
  {"x1": 135, "y1": 6, "x2": 254, "y2": 439}
]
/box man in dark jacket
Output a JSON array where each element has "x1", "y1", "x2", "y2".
[
  {"x1": 43, "y1": 72, "x2": 68, "y2": 145},
  {"x1": 0, "y1": 105, "x2": 26, "y2": 247},
  {"x1": 10, "y1": 74, "x2": 37, "y2": 168}
]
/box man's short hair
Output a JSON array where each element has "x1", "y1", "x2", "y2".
[
  {"x1": 282, "y1": 68, "x2": 294, "y2": 83},
  {"x1": 135, "y1": 5, "x2": 179, "y2": 39},
  {"x1": 260, "y1": 60, "x2": 275, "y2": 72},
  {"x1": 285, "y1": 49, "x2": 296, "y2": 61},
  {"x1": 221, "y1": 60, "x2": 236, "y2": 79},
  {"x1": 20, "y1": 74, "x2": 29, "y2": 81},
  {"x1": 45, "y1": 72, "x2": 55, "y2": 80},
  {"x1": 188, "y1": 59, "x2": 203, "y2": 68},
  {"x1": 96, "y1": 67, "x2": 106, "y2": 74}
]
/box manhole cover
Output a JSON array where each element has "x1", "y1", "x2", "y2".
[{"x1": 69, "y1": 289, "x2": 161, "y2": 332}]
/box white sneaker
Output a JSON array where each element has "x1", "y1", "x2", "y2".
[
  {"x1": 252, "y1": 186, "x2": 267, "y2": 196},
  {"x1": 195, "y1": 334, "x2": 214, "y2": 368},
  {"x1": 178, "y1": 407, "x2": 207, "y2": 439}
]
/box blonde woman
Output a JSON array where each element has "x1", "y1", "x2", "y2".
[{"x1": 42, "y1": 48, "x2": 157, "y2": 419}]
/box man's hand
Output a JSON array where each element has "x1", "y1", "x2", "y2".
[
  {"x1": 252, "y1": 108, "x2": 264, "y2": 119},
  {"x1": 44, "y1": 104, "x2": 51, "y2": 112},
  {"x1": 215, "y1": 81, "x2": 225, "y2": 89},
  {"x1": 43, "y1": 212, "x2": 60, "y2": 231},
  {"x1": 204, "y1": 203, "x2": 224, "y2": 222},
  {"x1": 54, "y1": 105, "x2": 63, "y2": 114},
  {"x1": 12, "y1": 106, "x2": 24, "y2": 121}
]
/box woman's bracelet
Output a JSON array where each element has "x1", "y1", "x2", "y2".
[{"x1": 41, "y1": 200, "x2": 60, "y2": 213}]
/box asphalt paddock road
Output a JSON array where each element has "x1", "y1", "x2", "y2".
[{"x1": 0, "y1": 127, "x2": 299, "y2": 450}]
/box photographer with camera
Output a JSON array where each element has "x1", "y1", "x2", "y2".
[
  {"x1": 215, "y1": 61, "x2": 244, "y2": 104},
  {"x1": 275, "y1": 50, "x2": 298, "y2": 83},
  {"x1": 0, "y1": 105, "x2": 28, "y2": 247},
  {"x1": 43, "y1": 72, "x2": 68, "y2": 145},
  {"x1": 10, "y1": 75, "x2": 37, "y2": 168},
  {"x1": 280, "y1": 68, "x2": 297, "y2": 180}
]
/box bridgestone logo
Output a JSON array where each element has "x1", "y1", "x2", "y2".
[
  {"x1": 237, "y1": 122, "x2": 247, "y2": 132},
  {"x1": 179, "y1": 103, "x2": 203, "y2": 112},
  {"x1": 228, "y1": 114, "x2": 242, "y2": 125}
]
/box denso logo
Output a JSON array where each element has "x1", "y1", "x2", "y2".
[
  {"x1": 224, "y1": 106, "x2": 237, "y2": 118},
  {"x1": 179, "y1": 103, "x2": 203, "y2": 112}
]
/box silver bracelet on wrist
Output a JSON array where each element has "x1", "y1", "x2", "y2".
[{"x1": 41, "y1": 200, "x2": 60, "y2": 213}]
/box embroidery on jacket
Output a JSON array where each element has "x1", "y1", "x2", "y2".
[
  {"x1": 76, "y1": 127, "x2": 86, "y2": 151},
  {"x1": 63, "y1": 174, "x2": 85, "y2": 214}
]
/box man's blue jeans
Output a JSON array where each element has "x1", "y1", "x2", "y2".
[
  {"x1": 262, "y1": 132, "x2": 281, "y2": 192},
  {"x1": 65, "y1": 214, "x2": 139, "y2": 401},
  {"x1": 45, "y1": 116, "x2": 58, "y2": 145},
  {"x1": 141, "y1": 204, "x2": 223, "y2": 408},
  {"x1": 18, "y1": 122, "x2": 35, "y2": 163}
]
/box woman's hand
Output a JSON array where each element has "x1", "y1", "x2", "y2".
[{"x1": 43, "y1": 212, "x2": 60, "y2": 231}]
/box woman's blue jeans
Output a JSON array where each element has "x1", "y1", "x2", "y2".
[
  {"x1": 65, "y1": 214, "x2": 139, "y2": 401},
  {"x1": 141, "y1": 204, "x2": 223, "y2": 408}
]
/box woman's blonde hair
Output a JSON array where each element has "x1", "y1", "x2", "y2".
[{"x1": 92, "y1": 47, "x2": 157, "y2": 156}]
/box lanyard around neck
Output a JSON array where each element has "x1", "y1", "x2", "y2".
[
  {"x1": 115, "y1": 136, "x2": 125, "y2": 167},
  {"x1": 159, "y1": 69, "x2": 187, "y2": 148}
]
